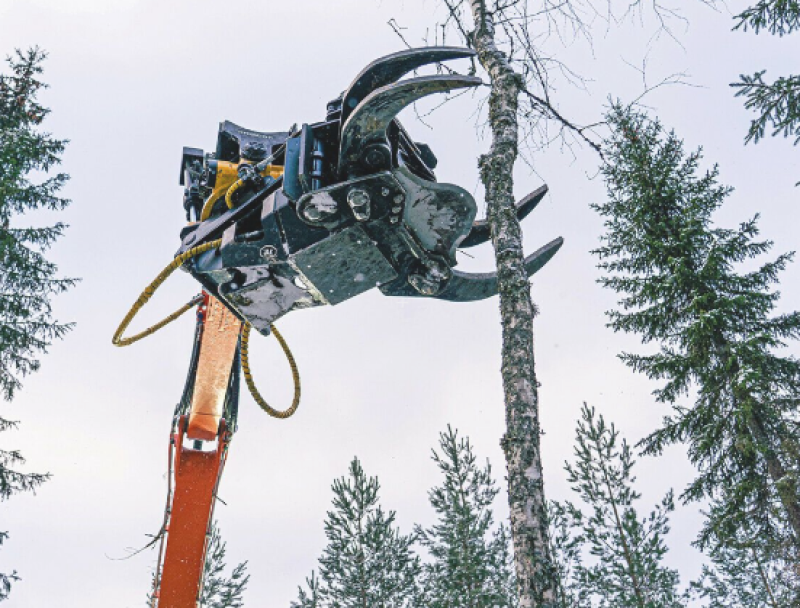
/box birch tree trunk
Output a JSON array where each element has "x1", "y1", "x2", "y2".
[{"x1": 466, "y1": 2, "x2": 559, "y2": 605}]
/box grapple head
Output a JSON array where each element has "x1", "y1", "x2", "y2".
[{"x1": 177, "y1": 47, "x2": 562, "y2": 334}]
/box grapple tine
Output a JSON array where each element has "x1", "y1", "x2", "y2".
[
  {"x1": 381, "y1": 237, "x2": 563, "y2": 301},
  {"x1": 339, "y1": 74, "x2": 482, "y2": 177},
  {"x1": 460, "y1": 184, "x2": 549, "y2": 248},
  {"x1": 437, "y1": 237, "x2": 563, "y2": 302},
  {"x1": 340, "y1": 47, "x2": 476, "y2": 124}
]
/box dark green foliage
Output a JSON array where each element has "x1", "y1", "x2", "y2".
[
  {"x1": 689, "y1": 531, "x2": 799, "y2": 608},
  {"x1": 0, "y1": 417, "x2": 49, "y2": 601},
  {"x1": 416, "y1": 426, "x2": 517, "y2": 608},
  {"x1": 734, "y1": 0, "x2": 800, "y2": 35},
  {"x1": 0, "y1": 418, "x2": 48, "y2": 501},
  {"x1": 594, "y1": 103, "x2": 800, "y2": 552},
  {"x1": 552, "y1": 404, "x2": 684, "y2": 608},
  {"x1": 200, "y1": 522, "x2": 249, "y2": 608},
  {"x1": 0, "y1": 47, "x2": 75, "y2": 402},
  {"x1": 732, "y1": 72, "x2": 800, "y2": 145},
  {"x1": 292, "y1": 458, "x2": 421, "y2": 608},
  {"x1": 731, "y1": 2, "x2": 800, "y2": 163},
  {"x1": 0, "y1": 47, "x2": 68, "y2": 602}
]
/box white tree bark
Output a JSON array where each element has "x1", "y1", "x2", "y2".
[{"x1": 466, "y1": 2, "x2": 559, "y2": 605}]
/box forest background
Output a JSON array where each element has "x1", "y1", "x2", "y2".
[{"x1": 1, "y1": 0, "x2": 798, "y2": 606}]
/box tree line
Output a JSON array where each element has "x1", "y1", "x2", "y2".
[{"x1": 273, "y1": 404, "x2": 795, "y2": 608}]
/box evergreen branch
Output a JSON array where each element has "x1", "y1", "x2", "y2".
[
  {"x1": 731, "y1": 71, "x2": 800, "y2": 145},
  {"x1": 733, "y1": 0, "x2": 800, "y2": 36}
]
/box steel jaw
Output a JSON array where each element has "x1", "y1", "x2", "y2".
[
  {"x1": 380, "y1": 235, "x2": 564, "y2": 302},
  {"x1": 338, "y1": 74, "x2": 482, "y2": 178},
  {"x1": 460, "y1": 184, "x2": 550, "y2": 248},
  {"x1": 333, "y1": 47, "x2": 563, "y2": 303},
  {"x1": 339, "y1": 47, "x2": 477, "y2": 125}
]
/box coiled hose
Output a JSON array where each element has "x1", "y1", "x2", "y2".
[
  {"x1": 112, "y1": 240, "x2": 222, "y2": 347},
  {"x1": 241, "y1": 323, "x2": 300, "y2": 419},
  {"x1": 112, "y1": 238, "x2": 299, "y2": 418}
]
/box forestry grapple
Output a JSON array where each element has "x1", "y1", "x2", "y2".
[
  {"x1": 176, "y1": 46, "x2": 562, "y2": 335},
  {"x1": 116, "y1": 47, "x2": 562, "y2": 607}
]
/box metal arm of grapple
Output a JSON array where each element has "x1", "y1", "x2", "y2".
[{"x1": 151, "y1": 294, "x2": 242, "y2": 608}]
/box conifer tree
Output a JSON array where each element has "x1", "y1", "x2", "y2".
[
  {"x1": 200, "y1": 522, "x2": 249, "y2": 608},
  {"x1": 0, "y1": 47, "x2": 71, "y2": 601},
  {"x1": 552, "y1": 404, "x2": 684, "y2": 608},
  {"x1": 0, "y1": 47, "x2": 75, "y2": 401},
  {"x1": 689, "y1": 528, "x2": 798, "y2": 608},
  {"x1": 292, "y1": 458, "x2": 420, "y2": 608},
  {"x1": 594, "y1": 103, "x2": 800, "y2": 553},
  {"x1": 415, "y1": 426, "x2": 517, "y2": 608}
]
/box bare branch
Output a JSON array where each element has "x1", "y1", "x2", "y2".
[
  {"x1": 521, "y1": 86, "x2": 603, "y2": 155},
  {"x1": 387, "y1": 18, "x2": 414, "y2": 49}
]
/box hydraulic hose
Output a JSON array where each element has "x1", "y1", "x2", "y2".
[
  {"x1": 240, "y1": 322, "x2": 300, "y2": 419},
  {"x1": 112, "y1": 240, "x2": 222, "y2": 347}
]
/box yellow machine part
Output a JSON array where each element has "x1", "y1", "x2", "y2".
[{"x1": 200, "y1": 161, "x2": 284, "y2": 221}]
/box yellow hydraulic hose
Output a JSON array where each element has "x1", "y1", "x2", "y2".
[
  {"x1": 112, "y1": 238, "x2": 300, "y2": 418},
  {"x1": 240, "y1": 322, "x2": 300, "y2": 419},
  {"x1": 112, "y1": 240, "x2": 222, "y2": 347},
  {"x1": 225, "y1": 179, "x2": 245, "y2": 210},
  {"x1": 198, "y1": 177, "x2": 244, "y2": 222}
]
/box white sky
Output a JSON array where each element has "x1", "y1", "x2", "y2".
[{"x1": 1, "y1": 0, "x2": 798, "y2": 606}]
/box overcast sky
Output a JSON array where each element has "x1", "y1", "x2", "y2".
[{"x1": 1, "y1": 0, "x2": 798, "y2": 606}]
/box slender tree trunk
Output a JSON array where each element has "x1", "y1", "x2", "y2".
[
  {"x1": 466, "y1": 2, "x2": 558, "y2": 606},
  {"x1": 598, "y1": 454, "x2": 646, "y2": 608}
]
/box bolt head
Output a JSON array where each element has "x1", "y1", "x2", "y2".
[
  {"x1": 361, "y1": 143, "x2": 391, "y2": 169},
  {"x1": 347, "y1": 188, "x2": 371, "y2": 208},
  {"x1": 303, "y1": 206, "x2": 322, "y2": 222}
]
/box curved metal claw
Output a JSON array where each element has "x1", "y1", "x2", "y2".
[
  {"x1": 339, "y1": 74, "x2": 482, "y2": 177},
  {"x1": 340, "y1": 47, "x2": 476, "y2": 125},
  {"x1": 379, "y1": 237, "x2": 564, "y2": 301},
  {"x1": 459, "y1": 184, "x2": 549, "y2": 248}
]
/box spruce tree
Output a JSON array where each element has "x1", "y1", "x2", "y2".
[
  {"x1": 594, "y1": 103, "x2": 800, "y2": 553},
  {"x1": 415, "y1": 426, "x2": 517, "y2": 608},
  {"x1": 0, "y1": 47, "x2": 75, "y2": 401},
  {"x1": 0, "y1": 47, "x2": 71, "y2": 601},
  {"x1": 292, "y1": 458, "x2": 420, "y2": 608},
  {"x1": 552, "y1": 404, "x2": 684, "y2": 608}
]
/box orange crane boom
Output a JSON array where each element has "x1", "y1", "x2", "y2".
[{"x1": 151, "y1": 294, "x2": 241, "y2": 607}]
